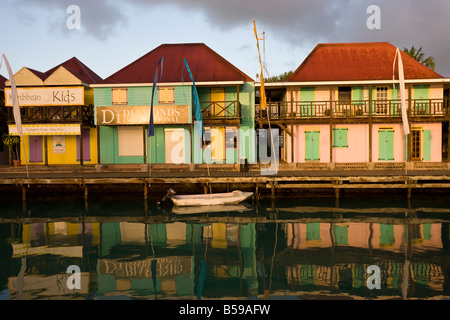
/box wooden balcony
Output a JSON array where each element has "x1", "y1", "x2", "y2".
[
  {"x1": 256, "y1": 99, "x2": 450, "y2": 123},
  {"x1": 200, "y1": 100, "x2": 241, "y2": 124},
  {"x1": 6, "y1": 105, "x2": 94, "y2": 126}
]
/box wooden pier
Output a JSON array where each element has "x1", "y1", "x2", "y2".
[{"x1": 2, "y1": 163, "x2": 450, "y2": 202}]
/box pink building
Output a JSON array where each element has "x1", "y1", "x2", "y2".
[{"x1": 257, "y1": 42, "x2": 450, "y2": 165}]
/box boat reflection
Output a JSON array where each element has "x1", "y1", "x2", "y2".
[{"x1": 1, "y1": 199, "x2": 450, "y2": 300}]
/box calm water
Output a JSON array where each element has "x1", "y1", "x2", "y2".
[{"x1": 1, "y1": 196, "x2": 450, "y2": 300}]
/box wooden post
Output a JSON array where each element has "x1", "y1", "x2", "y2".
[
  {"x1": 44, "y1": 136, "x2": 48, "y2": 166},
  {"x1": 291, "y1": 89, "x2": 294, "y2": 163},
  {"x1": 97, "y1": 126, "x2": 101, "y2": 164},
  {"x1": 369, "y1": 85, "x2": 373, "y2": 163},
  {"x1": 144, "y1": 183, "x2": 148, "y2": 200},
  {"x1": 271, "y1": 181, "x2": 275, "y2": 198},
  {"x1": 84, "y1": 185, "x2": 88, "y2": 201},
  {"x1": 22, "y1": 185, "x2": 26, "y2": 202},
  {"x1": 143, "y1": 125, "x2": 147, "y2": 164},
  {"x1": 408, "y1": 85, "x2": 413, "y2": 162},
  {"x1": 80, "y1": 130, "x2": 84, "y2": 166},
  {"x1": 204, "y1": 183, "x2": 208, "y2": 194},
  {"x1": 329, "y1": 88, "x2": 333, "y2": 164}
]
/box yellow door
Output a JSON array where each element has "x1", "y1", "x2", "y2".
[
  {"x1": 211, "y1": 88, "x2": 225, "y2": 117},
  {"x1": 211, "y1": 127, "x2": 225, "y2": 162}
]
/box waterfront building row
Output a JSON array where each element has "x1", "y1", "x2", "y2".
[
  {"x1": 2, "y1": 42, "x2": 450, "y2": 166},
  {"x1": 3, "y1": 220, "x2": 448, "y2": 299}
]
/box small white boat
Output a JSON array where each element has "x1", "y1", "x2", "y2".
[
  {"x1": 171, "y1": 190, "x2": 254, "y2": 207},
  {"x1": 172, "y1": 203, "x2": 252, "y2": 215}
]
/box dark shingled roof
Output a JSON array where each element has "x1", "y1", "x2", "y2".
[
  {"x1": 0, "y1": 74, "x2": 6, "y2": 89},
  {"x1": 45, "y1": 57, "x2": 103, "y2": 84},
  {"x1": 102, "y1": 43, "x2": 253, "y2": 84},
  {"x1": 288, "y1": 42, "x2": 443, "y2": 82}
]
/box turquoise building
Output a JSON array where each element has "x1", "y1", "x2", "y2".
[{"x1": 93, "y1": 43, "x2": 255, "y2": 165}]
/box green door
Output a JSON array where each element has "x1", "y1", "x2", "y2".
[
  {"x1": 305, "y1": 130, "x2": 320, "y2": 161},
  {"x1": 300, "y1": 87, "x2": 315, "y2": 117},
  {"x1": 378, "y1": 129, "x2": 394, "y2": 161},
  {"x1": 414, "y1": 85, "x2": 429, "y2": 115}
]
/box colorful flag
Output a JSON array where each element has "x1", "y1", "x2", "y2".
[
  {"x1": 148, "y1": 56, "x2": 164, "y2": 137},
  {"x1": 253, "y1": 20, "x2": 266, "y2": 110},
  {"x1": 183, "y1": 58, "x2": 203, "y2": 138},
  {"x1": 394, "y1": 48, "x2": 410, "y2": 135}
]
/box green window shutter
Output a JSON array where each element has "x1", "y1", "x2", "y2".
[
  {"x1": 306, "y1": 223, "x2": 321, "y2": 241},
  {"x1": 379, "y1": 224, "x2": 395, "y2": 246},
  {"x1": 305, "y1": 130, "x2": 320, "y2": 161},
  {"x1": 414, "y1": 85, "x2": 429, "y2": 100},
  {"x1": 423, "y1": 130, "x2": 431, "y2": 161},
  {"x1": 333, "y1": 225, "x2": 349, "y2": 245},
  {"x1": 414, "y1": 85, "x2": 430, "y2": 114},
  {"x1": 352, "y1": 86, "x2": 364, "y2": 105},
  {"x1": 404, "y1": 134, "x2": 407, "y2": 161},
  {"x1": 379, "y1": 130, "x2": 394, "y2": 161},
  {"x1": 391, "y1": 86, "x2": 399, "y2": 116},
  {"x1": 300, "y1": 87, "x2": 315, "y2": 116},
  {"x1": 333, "y1": 128, "x2": 348, "y2": 148}
]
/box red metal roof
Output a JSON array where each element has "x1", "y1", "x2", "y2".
[
  {"x1": 288, "y1": 42, "x2": 443, "y2": 82},
  {"x1": 0, "y1": 74, "x2": 6, "y2": 89},
  {"x1": 102, "y1": 43, "x2": 253, "y2": 84},
  {"x1": 27, "y1": 68, "x2": 48, "y2": 81},
  {"x1": 45, "y1": 57, "x2": 103, "y2": 84}
]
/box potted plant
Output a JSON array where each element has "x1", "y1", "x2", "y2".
[{"x1": 2, "y1": 134, "x2": 21, "y2": 167}]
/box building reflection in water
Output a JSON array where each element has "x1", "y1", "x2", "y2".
[{"x1": 1, "y1": 214, "x2": 450, "y2": 300}]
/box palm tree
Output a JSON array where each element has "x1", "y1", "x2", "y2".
[{"x1": 403, "y1": 46, "x2": 436, "y2": 71}]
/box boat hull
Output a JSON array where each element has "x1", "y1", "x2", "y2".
[{"x1": 171, "y1": 190, "x2": 253, "y2": 207}]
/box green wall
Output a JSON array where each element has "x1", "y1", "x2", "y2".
[{"x1": 95, "y1": 83, "x2": 255, "y2": 164}]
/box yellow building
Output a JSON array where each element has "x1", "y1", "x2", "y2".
[{"x1": 4, "y1": 57, "x2": 102, "y2": 165}]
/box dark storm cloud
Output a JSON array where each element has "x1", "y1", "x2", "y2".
[
  {"x1": 13, "y1": 0, "x2": 450, "y2": 75},
  {"x1": 14, "y1": 0, "x2": 129, "y2": 40}
]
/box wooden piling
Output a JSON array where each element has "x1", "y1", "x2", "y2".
[
  {"x1": 84, "y1": 185, "x2": 88, "y2": 201},
  {"x1": 144, "y1": 183, "x2": 148, "y2": 200},
  {"x1": 22, "y1": 185, "x2": 26, "y2": 202}
]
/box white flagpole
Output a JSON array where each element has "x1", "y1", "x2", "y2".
[
  {"x1": 1, "y1": 54, "x2": 29, "y2": 177},
  {"x1": 394, "y1": 48, "x2": 410, "y2": 176},
  {"x1": 396, "y1": 48, "x2": 410, "y2": 136}
]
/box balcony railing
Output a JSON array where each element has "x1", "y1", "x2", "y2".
[
  {"x1": 200, "y1": 101, "x2": 240, "y2": 121},
  {"x1": 6, "y1": 105, "x2": 94, "y2": 125},
  {"x1": 256, "y1": 99, "x2": 450, "y2": 121}
]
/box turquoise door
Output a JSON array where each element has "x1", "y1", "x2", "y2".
[
  {"x1": 378, "y1": 129, "x2": 394, "y2": 161},
  {"x1": 300, "y1": 87, "x2": 315, "y2": 117},
  {"x1": 414, "y1": 85, "x2": 429, "y2": 115},
  {"x1": 305, "y1": 130, "x2": 320, "y2": 161}
]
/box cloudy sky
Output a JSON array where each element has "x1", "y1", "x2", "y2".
[{"x1": 1, "y1": 0, "x2": 450, "y2": 81}]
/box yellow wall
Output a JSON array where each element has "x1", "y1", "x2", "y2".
[{"x1": 20, "y1": 127, "x2": 98, "y2": 165}]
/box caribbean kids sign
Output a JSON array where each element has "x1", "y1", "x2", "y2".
[
  {"x1": 96, "y1": 105, "x2": 190, "y2": 125},
  {"x1": 5, "y1": 87, "x2": 84, "y2": 106}
]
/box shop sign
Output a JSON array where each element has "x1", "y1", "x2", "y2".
[
  {"x1": 96, "y1": 105, "x2": 190, "y2": 125},
  {"x1": 5, "y1": 87, "x2": 84, "y2": 106},
  {"x1": 8, "y1": 124, "x2": 81, "y2": 136}
]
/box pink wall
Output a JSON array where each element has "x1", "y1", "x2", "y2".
[
  {"x1": 286, "y1": 122, "x2": 442, "y2": 163},
  {"x1": 286, "y1": 222, "x2": 443, "y2": 253}
]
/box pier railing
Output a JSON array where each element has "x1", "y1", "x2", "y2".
[
  {"x1": 200, "y1": 100, "x2": 240, "y2": 121},
  {"x1": 256, "y1": 98, "x2": 450, "y2": 121},
  {"x1": 6, "y1": 105, "x2": 94, "y2": 125}
]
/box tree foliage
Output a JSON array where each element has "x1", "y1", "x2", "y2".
[
  {"x1": 403, "y1": 46, "x2": 436, "y2": 71},
  {"x1": 265, "y1": 71, "x2": 293, "y2": 82}
]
